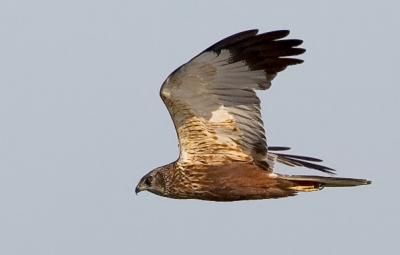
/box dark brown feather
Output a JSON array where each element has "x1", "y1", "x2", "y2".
[
  {"x1": 273, "y1": 153, "x2": 323, "y2": 162},
  {"x1": 183, "y1": 162, "x2": 297, "y2": 201},
  {"x1": 201, "y1": 29, "x2": 305, "y2": 78},
  {"x1": 268, "y1": 146, "x2": 291, "y2": 151},
  {"x1": 205, "y1": 29, "x2": 258, "y2": 53}
]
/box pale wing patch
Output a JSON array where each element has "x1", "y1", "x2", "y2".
[
  {"x1": 209, "y1": 106, "x2": 238, "y2": 144},
  {"x1": 209, "y1": 105, "x2": 233, "y2": 123}
]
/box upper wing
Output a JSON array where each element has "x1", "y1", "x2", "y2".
[{"x1": 160, "y1": 30, "x2": 305, "y2": 169}]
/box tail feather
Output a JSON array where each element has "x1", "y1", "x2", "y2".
[
  {"x1": 268, "y1": 146, "x2": 371, "y2": 192},
  {"x1": 281, "y1": 175, "x2": 371, "y2": 192}
]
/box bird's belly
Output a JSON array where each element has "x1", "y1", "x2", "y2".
[
  {"x1": 190, "y1": 166, "x2": 294, "y2": 201},
  {"x1": 196, "y1": 180, "x2": 291, "y2": 201}
]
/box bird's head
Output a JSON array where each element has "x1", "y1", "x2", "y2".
[{"x1": 135, "y1": 166, "x2": 169, "y2": 196}]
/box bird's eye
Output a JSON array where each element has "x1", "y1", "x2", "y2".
[{"x1": 145, "y1": 176, "x2": 153, "y2": 186}]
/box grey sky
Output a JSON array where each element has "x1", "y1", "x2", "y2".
[{"x1": 0, "y1": 1, "x2": 399, "y2": 254}]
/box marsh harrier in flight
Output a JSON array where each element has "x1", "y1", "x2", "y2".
[{"x1": 136, "y1": 29, "x2": 370, "y2": 201}]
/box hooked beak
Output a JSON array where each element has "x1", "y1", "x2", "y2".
[{"x1": 135, "y1": 182, "x2": 145, "y2": 195}]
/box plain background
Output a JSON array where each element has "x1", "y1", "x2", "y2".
[{"x1": 1, "y1": 1, "x2": 399, "y2": 254}]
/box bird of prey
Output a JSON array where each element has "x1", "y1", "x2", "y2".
[{"x1": 135, "y1": 29, "x2": 371, "y2": 201}]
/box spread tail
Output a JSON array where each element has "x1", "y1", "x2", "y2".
[{"x1": 280, "y1": 175, "x2": 371, "y2": 192}]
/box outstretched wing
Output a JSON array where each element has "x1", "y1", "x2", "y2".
[{"x1": 160, "y1": 30, "x2": 305, "y2": 169}]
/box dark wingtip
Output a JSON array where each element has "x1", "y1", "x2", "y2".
[
  {"x1": 268, "y1": 146, "x2": 291, "y2": 151},
  {"x1": 205, "y1": 29, "x2": 258, "y2": 53},
  {"x1": 259, "y1": 30, "x2": 290, "y2": 39},
  {"x1": 272, "y1": 148, "x2": 337, "y2": 175},
  {"x1": 191, "y1": 29, "x2": 305, "y2": 89},
  {"x1": 273, "y1": 153, "x2": 324, "y2": 162},
  {"x1": 283, "y1": 58, "x2": 304, "y2": 65}
]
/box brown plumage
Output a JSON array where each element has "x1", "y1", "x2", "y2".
[{"x1": 135, "y1": 29, "x2": 371, "y2": 201}]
